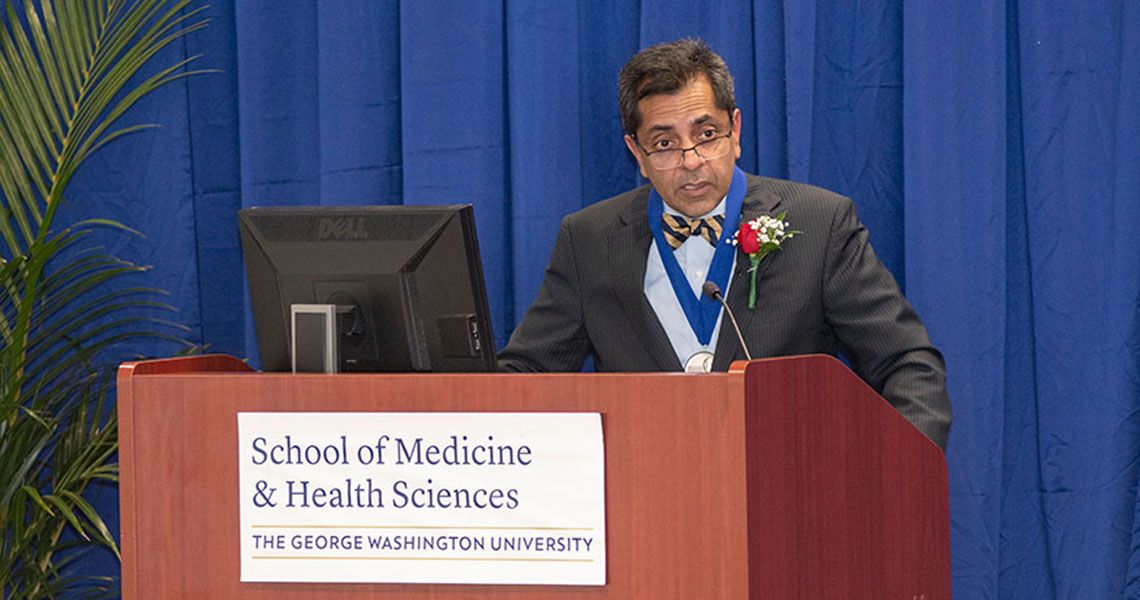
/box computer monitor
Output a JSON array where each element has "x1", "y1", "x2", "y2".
[{"x1": 238, "y1": 204, "x2": 497, "y2": 372}]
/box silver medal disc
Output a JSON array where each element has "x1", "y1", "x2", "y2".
[{"x1": 683, "y1": 350, "x2": 715, "y2": 373}]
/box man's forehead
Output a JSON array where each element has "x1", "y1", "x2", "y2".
[{"x1": 635, "y1": 76, "x2": 726, "y2": 132}]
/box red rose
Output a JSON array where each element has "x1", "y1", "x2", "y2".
[{"x1": 738, "y1": 222, "x2": 760, "y2": 254}]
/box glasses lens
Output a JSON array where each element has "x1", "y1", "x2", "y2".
[
  {"x1": 694, "y1": 135, "x2": 730, "y2": 160},
  {"x1": 647, "y1": 150, "x2": 682, "y2": 170}
]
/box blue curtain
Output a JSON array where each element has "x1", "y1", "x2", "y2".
[{"x1": 62, "y1": 1, "x2": 1140, "y2": 596}]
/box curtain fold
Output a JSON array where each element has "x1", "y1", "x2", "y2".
[{"x1": 58, "y1": 1, "x2": 1140, "y2": 595}]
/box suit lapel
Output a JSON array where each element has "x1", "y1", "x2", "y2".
[
  {"x1": 608, "y1": 191, "x2": 682, "y2": 371},
  {"x1": 712, "y1": 177, "x2": 783, "y2": 371}
]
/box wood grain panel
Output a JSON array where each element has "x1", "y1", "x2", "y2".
[{"x1": 745, "y1": 355, "x2": 950, "y2": 599}]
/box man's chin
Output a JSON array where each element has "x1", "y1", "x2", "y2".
[{"x1": 663, "y1": 195, "x2": 719, "y2": 218}]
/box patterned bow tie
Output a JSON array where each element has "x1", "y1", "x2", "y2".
[{"x1": 662, "y1": 214, "x2": 725, "y2": 250}]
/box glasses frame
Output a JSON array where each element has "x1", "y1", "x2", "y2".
[{"x1": 632, "y1": 128, "x2": 735, "y2": 171}]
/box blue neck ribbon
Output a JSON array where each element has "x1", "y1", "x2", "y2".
[{"x1": 647, "y1": 166, "x2": 745, "y2": 346}]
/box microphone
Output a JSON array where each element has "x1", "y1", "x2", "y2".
[{"x1": 702, "y1": 281, "x2": 753, "y2": 361}]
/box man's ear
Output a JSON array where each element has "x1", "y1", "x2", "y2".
[
  {"x1": 624, "y1": 134, "x2": 650, "y2": 178},
  {"x1": 731, "y1": 108, "x2": 743, "y2": 160}
]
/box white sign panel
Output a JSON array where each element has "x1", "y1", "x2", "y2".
[{"x1": 237, "y1": 412, "x2": 605, "y2": 585}]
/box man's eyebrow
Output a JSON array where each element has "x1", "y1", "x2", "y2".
[{"x1": 645, "y1": 114, "x2": 720, "y2": 134}]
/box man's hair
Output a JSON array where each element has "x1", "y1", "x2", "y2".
[{"x1": 618, "y1": 38, "x2": 736, "y2": 136}]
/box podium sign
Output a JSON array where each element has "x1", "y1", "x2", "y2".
[{"x1": 237, "y1": 412, "x2": 606, "y2": 585}]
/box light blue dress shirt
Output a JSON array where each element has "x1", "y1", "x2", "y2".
[{"x1": 644, "y1": 197, "x2": 733, "y2": 369}]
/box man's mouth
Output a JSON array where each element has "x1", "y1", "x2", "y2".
[{"x1": 678, "y1": 181, "x2": 710, "y2": 196}]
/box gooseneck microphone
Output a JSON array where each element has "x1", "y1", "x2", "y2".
[{"x1": 702, "y1": 281, "x2": 753, "y2": 361}]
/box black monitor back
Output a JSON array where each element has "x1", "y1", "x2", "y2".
[{"x1": 238, "y1": 205, "x2": 496, "y2": 372}]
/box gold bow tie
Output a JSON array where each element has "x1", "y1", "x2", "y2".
[{"x1": 662, "y1": 214, "x2": 725, "y2": 250}]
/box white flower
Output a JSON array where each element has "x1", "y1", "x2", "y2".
[{"x1": 734, "y1": 212, "x2": 800, "y2": 259}]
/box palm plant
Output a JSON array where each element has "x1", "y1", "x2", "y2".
[{"x1": 0, "y1": 0, "x2": 207, "y2": 596}]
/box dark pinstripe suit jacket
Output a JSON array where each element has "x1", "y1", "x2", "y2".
[{"x1": 499, "y1": 174, "x2": 951, "y2": 449}]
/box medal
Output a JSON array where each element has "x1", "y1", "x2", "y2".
[{"x1": 684, "y1": 350, "x2": 715, "y2": 373}]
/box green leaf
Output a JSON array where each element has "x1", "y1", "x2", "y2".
[
  {"x1": 41, "y1": 493, "x2": 88, "y2": 541},
  {"x1": 19, "y1": 485, "x2": 54, "y2": 515},
  {"x1": 60, "y1": 491, "x2": 119, "y2": 559}
]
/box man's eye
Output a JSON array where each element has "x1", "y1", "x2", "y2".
[
  {"x1": 654, "y1": 139, "x2": 674, "y2": 150},
  {"x1": 699, "y1": 129, "x2": 718, "y2": 139}
]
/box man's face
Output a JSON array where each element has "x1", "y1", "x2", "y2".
[{"x1": 624, "y1": 75, "x2": 742, "y2": 218}]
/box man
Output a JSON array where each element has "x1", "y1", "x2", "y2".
[{"x1": 498, "y1": 39, "x2": 950, "y2": 449}]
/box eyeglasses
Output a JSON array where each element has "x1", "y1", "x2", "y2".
[{"x1": 634, "y1": 130, "x2": 734, "y2": 171}]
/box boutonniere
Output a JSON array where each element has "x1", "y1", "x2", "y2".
[{"x1": 730, "y1": 212, "x2": 802, "y2": 309}]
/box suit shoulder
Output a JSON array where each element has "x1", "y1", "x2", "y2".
[{"x1": 748, "y1": 174, "x2": 851, "y2": 210}]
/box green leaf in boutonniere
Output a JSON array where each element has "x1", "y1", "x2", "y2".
[{"x1": 729, "y1": 212, "x2": 802, "y2": 309}]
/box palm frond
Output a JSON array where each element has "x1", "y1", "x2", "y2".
[
  {"x1": 0, "y1": 0, "x2": 208, "y2": 596},
  {"x1": 0, "y1": 0, "x2": 205, "y2": 250}
]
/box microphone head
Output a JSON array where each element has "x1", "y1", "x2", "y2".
[{"x1": 701, "y1": 281, "x2": 722, "y2": 300}]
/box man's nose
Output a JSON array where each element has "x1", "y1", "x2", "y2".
[{"x1": 679, "y1": 147, "x2": 704, "y2": 170}]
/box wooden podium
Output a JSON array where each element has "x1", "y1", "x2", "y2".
[{"x1": 118, "y1": 354, "x2": 949, "y2": 599}]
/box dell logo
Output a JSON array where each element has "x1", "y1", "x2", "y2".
[{"x1": 318, "y1": 217, "x2": 368, "y2": 240}]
